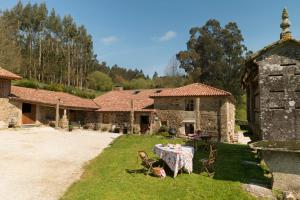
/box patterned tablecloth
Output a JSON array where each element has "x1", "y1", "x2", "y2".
[{"x1": 153, "y1": 144, "x2": 194, "y2": 177}]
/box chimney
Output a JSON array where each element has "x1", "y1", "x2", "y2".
[
  {"x1": 280, "y1": 8, "x2": 292, "y2": 40},
  {"x1": 113, "y1": 86, "x2": 123, "y2": 91}
]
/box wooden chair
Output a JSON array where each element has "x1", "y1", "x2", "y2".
[
  {"x1": 200, "y1": 144, "x2": 217, "y2": 176},
  {"x1": 137, "y1": 150, "x2": 158, "y2": 175}
]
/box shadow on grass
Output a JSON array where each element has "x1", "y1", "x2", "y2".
[{"x1": 192, "y1": 142, "x2": 271, "y2": 186}]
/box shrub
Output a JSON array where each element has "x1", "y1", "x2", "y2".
[
  {"x1": 154, "y1": 132, "x2": 169, "y2": 137},
  {"x1": 159, "y1": 132, "x2": 170, "y2": 137},
  {"x1": 94, "y1": 123, "x2": 100, "y2": 131},
  {"x1": 49, "y1": 121, "x2": 56, "y2": 128},
  {"x1": 83, "y1": 124, "x2": 89, "y2": 129},
  {"x1": 158, "y1": 125, "x2": 168, "y2": 133},
  {"x1": 14, "y1": 79, "x2": 40, "y2": 89},
  {"x1": 44, "y1": 83, "x2": 64, "y2": 92},
  {"x1": 101, "y1": 127, "x2": 108, "y2": 132},
  {"x1": 68, "y1": 124, "x2": 73, "y2": 132},
  {"x1": 87, "y1": 71, "x2": 113, "y2": 91}
]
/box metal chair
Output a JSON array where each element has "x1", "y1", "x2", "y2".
[
  {"x1": 200, "y1": 144, "x2": 217, "y2": 176},
  {"x1": 137, "y1": 150, "x2": 158, "y2": 175}
]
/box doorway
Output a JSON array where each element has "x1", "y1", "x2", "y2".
[
  {"x1": 184, "y1": 123, "x2": 194, "y2": 135},
  {"x1": 140, "y1": 115, "x2": 150, "y2": 134},
  {"x1": 22, "y1": 103, "x2": 36, "y2": 124}
]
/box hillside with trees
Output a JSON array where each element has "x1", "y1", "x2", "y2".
[
  {"x1": 0, "y1": 2, "x2": 153, "y2": 91},
  {"x1": 0, "y1": 2, "x2": 248, "y2": 112}
]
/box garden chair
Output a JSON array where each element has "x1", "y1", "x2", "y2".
[
  {"x1": 137, "y1": 150, "x2": 158, "y2": 175},
  {"x1": 200, "y1": 144, "x2": 217, "y2": 176}
]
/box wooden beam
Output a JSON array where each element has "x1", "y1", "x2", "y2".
[
  {"x1": 130, "y1": 99, "x2": 134, "y2": 134},
  {"x1": 55, "y1": 99, "x2": 60, "y2": 128}
]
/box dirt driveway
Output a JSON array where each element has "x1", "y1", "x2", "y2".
[{"x1": 0, "y1": 127, "x2": 120, "y2": 200}]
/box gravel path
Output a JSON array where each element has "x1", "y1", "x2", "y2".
[{"x1": 0, "y1": 127, "x2": 120, "y2": 200}]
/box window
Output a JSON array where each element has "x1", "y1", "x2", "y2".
[
  {"x1": 22, "y1": 103, "x2": 32, "y2": 113},
  {"x1": 185, "y1": 99, "x2": 194, "y2": 111},
  {"x1": 102, "y1": 113, "x2": 109, "y2": 124}
]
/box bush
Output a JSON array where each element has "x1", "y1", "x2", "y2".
[
  {"x1": 87, "y1": 71, "x2": 113, "y2": 91},
  {"x1": 68, "y1": 124, "x2": 73, "y2": 132},
  {"x1": 14, "y1": 79, "x2": 40, "y2": 89},
  {"x1": 44, "y1": 83, "x2": 64, "y2": 92},
  {"x1": 154, "y1": 132, "x2": 169, "y2": 137},
  {"x1": 83, "y1": 124, "x2": 89, "y2": 129},
  {"x1": 158, "y1": 125, "x2": 168, "y2": 133},
  {"x1": 94, "y1": 123, "x2": 100, "y2": 131},
  {"x1": 101, "y1": 127, "x2": 108, "y2": 132},
  {"x1": 13, "y1": 79, "x2": 97, "y2": 99}
]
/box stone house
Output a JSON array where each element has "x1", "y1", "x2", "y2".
[
  {"x1": 0, "y1": 67, "x2": 99, "y2": 129},
  {"x1": 95, "y1": 83, "x2": 235, "y2": 142},
  {"x1": 242, "y1": 8, "x2": 300, "y2": 141},
  {"x1": 150, "y1": 83, "x2": 235, "y2": 142}
]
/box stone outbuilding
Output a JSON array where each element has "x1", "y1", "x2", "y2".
[
  {"x1": 242, "y1": 8, "x2": 300, "y2": 141},
  {"x1": 243, "y1": 8, "x2": 300, "y2": 197}
]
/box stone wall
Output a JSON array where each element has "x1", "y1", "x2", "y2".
[
  {"x1": 98, "y1": 112, "x2": 153, "y2": 133},
  {"x1": 0, "y1": 79, "x2": 11, "y2": 98},
  {"x1": 256, "y1": 43, "x2": 300, "y2": 140},
  {"x1": 38, "y1": 106, "x2": 55, "y2": 124},
  {"x1": 154, "y1": 96, "x2": 235, "y2": 142},
  {"x1": 0, "y1": 99, "x2": 22, "y2": 128}
]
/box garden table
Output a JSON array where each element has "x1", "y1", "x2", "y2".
[{"x1": 153, "y1": 144, "x2": 194, "y2": 178}]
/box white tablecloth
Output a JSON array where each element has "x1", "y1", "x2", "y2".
[{"x1": 153, "y1": 144, "x2": 194, "y2": 177}]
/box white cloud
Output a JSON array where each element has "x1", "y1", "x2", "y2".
[
  {"x1": 100, "y1": 36, "x2": 119, "y2": 45},
  {"x1": 158, "y1": 30, "x2": 177, "y2": 41}
]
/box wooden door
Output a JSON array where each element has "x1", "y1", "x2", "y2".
[{"x1": 22, "y1": 103, "x2": 36, "y2": 124}]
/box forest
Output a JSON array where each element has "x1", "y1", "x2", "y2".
[{"x1": 0, "y1": 1, "x2": 248, "y2": 119}]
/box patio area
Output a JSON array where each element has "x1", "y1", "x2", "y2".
[{"x1": 0, "y1": 127, "x2": 120, "y2": 200}]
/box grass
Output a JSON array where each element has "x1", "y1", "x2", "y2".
[
  {"x1": 61, "y1": 135, "x2": 270, "y2": 200},
  {"x1": 236, "y1": 94, "x2": 247, "y2": 122}
]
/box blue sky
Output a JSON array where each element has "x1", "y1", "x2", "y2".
[{"x1": 0, "y1": 0, "x2": 299, "y2": 76}]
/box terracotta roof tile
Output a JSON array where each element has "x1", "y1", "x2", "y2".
[
  {"x1": 0, "y1": 68, "x2": 22, "y2": 80},
  {"x1": 150, "y1": 83, "x2": 232, "y2": 97},
  {"x1": 10, "y1": 86, "x2": 98, "y2": 110},
  {"x1": 94, "y1": 89, "x2": 165, "y2": 112}
]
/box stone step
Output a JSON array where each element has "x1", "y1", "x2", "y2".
[{"x1": 21, "y1": 124, "x2": 37, "y2": 128}]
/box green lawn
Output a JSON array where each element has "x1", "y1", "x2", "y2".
[{"x1": 61, "y1": 135, "x2": 270, "y2": 200}]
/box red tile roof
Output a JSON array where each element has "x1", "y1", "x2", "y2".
[
  {"x1": 94, "y1": 89, "x2": 165, "y2": 112},
  {"x1": 150, "y1": 83, "x2": 232, "y2": 97},
  {"x1": 0, "y1": 67, "x2": 22, "y2": 80},
  {"x1": 10, "y1": 86, "x2": 99, "y2": 110}
]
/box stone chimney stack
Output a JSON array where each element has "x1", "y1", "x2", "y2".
[
  {"x1": 280, "y1": 8, "x2": 292, "y2": 40},
  {"x1": 113, "y1": 86, "x2": 123, "y2": 91}
]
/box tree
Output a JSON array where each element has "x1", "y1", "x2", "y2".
[
  {"x1": 177, "y1": 19, "x2": 247, "y2": 100},
  {"x1": 164, "y1": 55, "x2": 183, "y2": 77},
  {"x1": 124, "y1": 78, "x2": 154, "y2": 89},
  {"x1": 87, "y1": 71, "x2": 113, "y2": 91},
  {"x1": 152, "y1": 71, "x2": 158, "y2": 79},
  {"x1": 0, "y1": 18, "x2": 21, "y2": 71}
]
